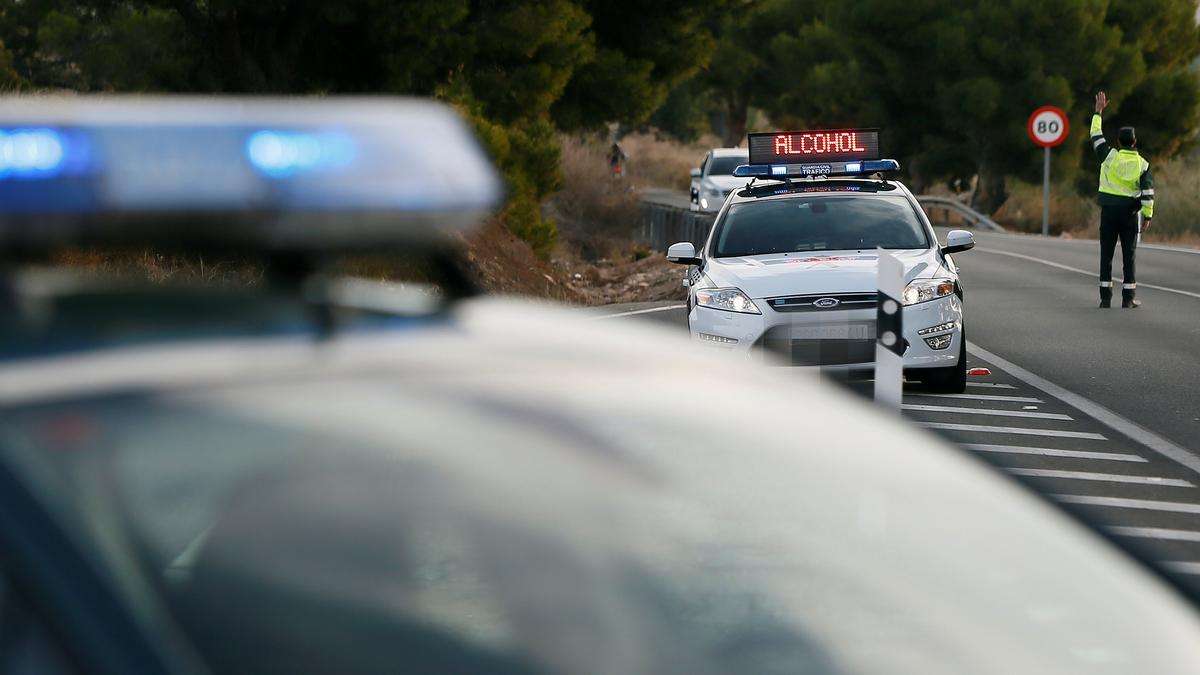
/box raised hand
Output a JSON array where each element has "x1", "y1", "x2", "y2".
[{"x1": 1095, "y1": 91, "x2": 1108, "y2": 114}]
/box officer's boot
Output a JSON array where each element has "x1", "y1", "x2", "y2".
[
  {"x1": 1099, "y1": 285, "x2": 1112, "y2": 308},
  {"x1": 1122, "y1": 288, "x2": 1140, "y2": 309}
]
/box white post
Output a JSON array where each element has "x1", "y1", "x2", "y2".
[
  {"x1": 875, "y1": 250, "x2": 904, "y2": 409},
  {"x1": 1042, "y1": 146, "x2": 1051, "y2": 237}
]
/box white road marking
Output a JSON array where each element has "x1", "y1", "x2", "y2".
[
  {"x1": 1140, "y1": 243, "x2": 1200, "y2": 256},
  {"x1": 968, "y1": 444, "x2": 1145, "y2": 462},
  {"x1": 904, "y1": 404, "x2": 1071, "y2": 420},
  {"x1": 590, "y1": 304, "x2": 688, "y2": 320},
  {"x1": 1109, "y1": 526, "x2": 1200, "y2": 543},
  {"x1": 959, "y1": 228, "x2": 1200, "y2": 256},
  {"x1": 975, "y1": 248, "x2": 1200, "y2": 300},
  {"x1": 1163, "y1": 562, "x2": 1200, "y2": 575},
  {"x1": 966, "y1": 382, "x2": 1016, "y2": 389},
  {"x1": 912, "y1": 392, "x2": 1042, "y2": 403},
  {"x1": 920, "y1": 422, "x2": 1106, "y2": 440},
  {"x1": 1007, "y1": 469, "x2": 1194, "y2": 487},
  {"x1": 1053, "y1": 494, "x2": 1200, "y2": 514},
  {"x1": 967, "y1": 343, "x2": 1200, "y2": 477}
]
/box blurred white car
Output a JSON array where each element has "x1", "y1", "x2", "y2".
[
  {"x1": 4, "y1": 99, "x2": 1200, "y2": 675},
  {"x1": 689, "y1": 147, "x2": 748, "y2": 212}
]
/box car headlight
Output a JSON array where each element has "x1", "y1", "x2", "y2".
[
  {"x1": 695, "y1": 287, "x2": 761, "y2": 314},
  {"x1": 702, "y1": 187, "x2": 723, "y2": 197},
  {"x1": 902, "y1": 278, "x2": 956, "y2": 305}
]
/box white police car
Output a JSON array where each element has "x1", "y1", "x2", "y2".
[{"x1": 668, "y1": 129, "x2": 975, "y2": 393}]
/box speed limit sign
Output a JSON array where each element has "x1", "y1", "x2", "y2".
[
  {"x1": 1028, "y1": 106, "x2": 1069, "y2": 147},
  {"x1": 1029, "y1": 105, "x2": 1069, "y2": 236}
]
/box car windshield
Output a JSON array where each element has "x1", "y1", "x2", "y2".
[
  {"x1": 706, "y1": 155, "x2": 747, "y2": 176},
  {"x1": 713, "y1": 195, "x2": 929, "y2": 257}
]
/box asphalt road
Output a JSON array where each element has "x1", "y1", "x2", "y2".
[
  {"x1": 643, "y1": 188, "x2": 693, "y2": 210},
  {"x1": 957, "y1": 229, "x2": 1200, "y2": 452},
  {"x1": 593, "y1": 225, "x2": 1200, "y2": 596}
]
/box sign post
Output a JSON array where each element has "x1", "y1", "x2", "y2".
[
  {"x1": 1027, "y1": 106, "x2": 1069, "y2": 236},
  {"x1": 874, "y1": 250, "x2": 904, "y2": 410}
]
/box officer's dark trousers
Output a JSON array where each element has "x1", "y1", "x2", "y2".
[{"x1": 1099, "y1": 205, "x2": 1138, "y2": 302}]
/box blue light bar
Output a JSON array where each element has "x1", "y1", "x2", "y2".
[
  {"x1": 0, "y1": 129, "x2": 69, "y2": 178},
  {"x1": 733, "y1": 159, "x2": 900, "y2": 179},
  {"x1": 0, "y1": 97, "x2": 503, "y2": 252},
  {"x1": 245, "y1": 130, "x2": 356, "y2": 177}
]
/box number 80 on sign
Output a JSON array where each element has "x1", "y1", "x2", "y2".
[{"x1": 1027, "y1": 106, "x2": 1069, "y2": 148}]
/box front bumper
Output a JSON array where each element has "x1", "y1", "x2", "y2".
[{"x1": 688, "y1": 293, "x2": 963, "y2": 370}]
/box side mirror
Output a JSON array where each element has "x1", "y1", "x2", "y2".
[
  {"x1": 941, "y1": 229, "x2": 975, "y2": 255},
  {"x1": 689, "y1": 168, "x2": 701, "y2": 178},
  {"x1": 666, "y1": 241, "x2": 701, "y2": 265}
]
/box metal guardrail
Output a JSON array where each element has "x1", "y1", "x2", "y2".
[
  {"x1": 638, "y1": 191, "x2": 1003, "y2": 253},
  {"x1": 914, "y1": 195, "x2": 1005, "y2": 232},
  {"x1": 638, "y1": 201, "x2": 715, "y2": 251}
]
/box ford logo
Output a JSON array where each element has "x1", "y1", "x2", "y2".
[{"x1": 813, "y1": 297, "x2": 840, "y2": 309}]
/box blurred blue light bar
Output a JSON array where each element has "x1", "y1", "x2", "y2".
[
  {"x1": 733, "y1": 159, "x2": 900, "y2": 179},
  {"x1": 245, "y1": 130, "x2": 356, "y2": 177},
  {"x1": 0, "y1": 129, "x2": 68, "y2": 178},
  {"x1": 0, "y1": 97, "x2": 503, "y2": 251}
]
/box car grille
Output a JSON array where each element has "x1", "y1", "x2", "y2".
[
  {"x1": 767, "y1": 293, "x2": 878, "y2": 312},
  {"x1": 757, "y1": 332, "x2": 876, "y2": 366}
]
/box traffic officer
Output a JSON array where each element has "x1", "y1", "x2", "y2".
[{"x1": 1091, "y1": 91, "x2": 1153, "y2": 308}]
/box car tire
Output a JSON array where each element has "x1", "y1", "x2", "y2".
[{"x1": 921, "y1": 332, "x2": 966, "y2": 394}]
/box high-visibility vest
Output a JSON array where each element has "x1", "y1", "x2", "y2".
[{"x1": 1098, "y1": 148, "x2": 1148, "y2": 199}]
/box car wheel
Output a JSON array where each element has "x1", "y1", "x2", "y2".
[{"x1": 921, "y1": 333, "x2": 966, "y2": 394}]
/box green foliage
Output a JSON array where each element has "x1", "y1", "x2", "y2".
[
  {"x1": 5, "y1": 0, "x2": 1199, "y2": 233},
  {"x1": 469, "y1": 0, "x2": 594, "y2": 124},
  {"x1": 0, "y1": 40, "x2": 22, "y2": 90},
  {"x1": 34, "y1": 5, "x2": 206, "y2": 91},
  {"x1": 688, "y1": 0, "x2": 1200, "y2": 212},
  {"x1": 453, "y1": 88, "x2": 563, "y2": 258},
  {"x1": 648, "y1": 79, "x2": 716, "y2": 142},
  {"x1": 501, "y1": 193, "x2": 559, "y2": 259},
  {"x1": 1, "y1": 1, "x2": 206, "y2": 91},
  {"x1": 553, "y1": 0, "x2": 728, "y2": 130}
]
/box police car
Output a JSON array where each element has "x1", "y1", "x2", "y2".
[
  {"x1": 668, "y1": 129, "x2": 976, "y2": 393},
  {"x1": 3, "y1": 100, "x2": 1200, "y2": 675}
]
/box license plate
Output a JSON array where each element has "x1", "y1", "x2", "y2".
[{"x1": 791, "y1": 324, "x2": 872, "y2": 340}]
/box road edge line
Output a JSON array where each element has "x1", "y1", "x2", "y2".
[
  {"x1": 966, "y1": 341, "x2": 1200, "y2": 477},
  {"x1": 590, "y1": 304, "x2": 687, "y2": 320},
  {"x1": 953, "y1": 228, "x2": 1200, "y2": 256},
  {"x1": 974, "y1": 248, "x2": 1200, "y2": 300}
]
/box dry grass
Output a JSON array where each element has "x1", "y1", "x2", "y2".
[
  {"x1": 547, "y1": 132, "x2": 724, "y2": 261},
  {"x1": 992, "y1": 163, "x2": 1200, "y2": 248},
  {"x1": 992, "y1": 181, "x2": 1097, "y2": 237},
  {"x1": 545, "y1": 134, "x2": 643, "y2": 261},
  {"x1": 1144, "y1": 157, "x2": 1200, "y2": 246},
  {"x1": 618, "y1": 132, "x2": 721, "y2": 191},
  {"x1": 52, "y1": 248, "x2": 265, "y2": 285}
]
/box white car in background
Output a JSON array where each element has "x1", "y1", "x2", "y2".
[{"x1": 689, "y1": 147, "x2": 748, "y2": 212}]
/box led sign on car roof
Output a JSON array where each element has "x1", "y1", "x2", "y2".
[
  {"x1": 735, "y1": 128, "x2": 896, "y2": 180},
  {"x1": 748, "y1": 129, "x2": 881, "y2": 165},
  {"x1": 0, "y1": 97, "x2": 502, "y2": 253}
]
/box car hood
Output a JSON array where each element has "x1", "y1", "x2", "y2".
[
  {"x1": 701, "y1": 174, "x2": 747, "y2": 192},
  {"x1": 3, "y1": 295, "x2": 1200, "y2": 674},
  {"x1": 706, "y1": 249, "x2": 942, "y2": 299}
]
